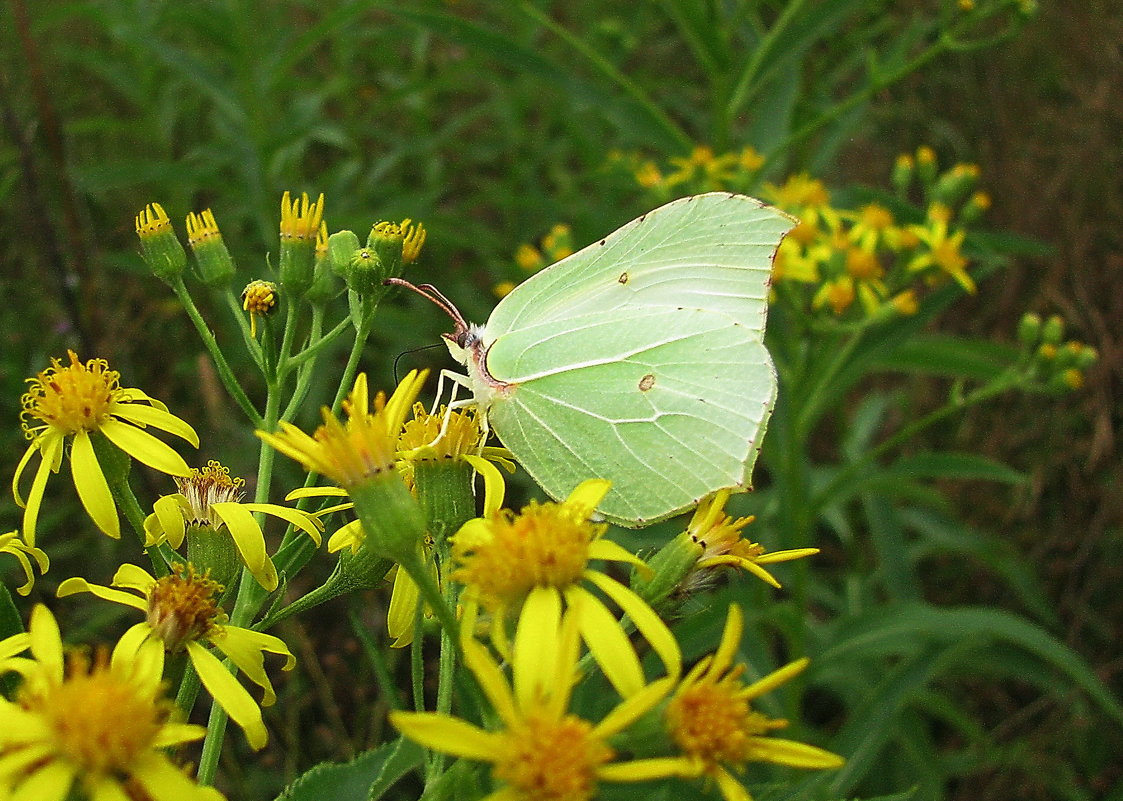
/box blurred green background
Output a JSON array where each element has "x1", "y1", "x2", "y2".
[{"x1": 0, "y1": 1, "x2": 1119, "y2": 800}]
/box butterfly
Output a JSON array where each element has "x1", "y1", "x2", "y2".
[{"x1": 388, "y1": 192, "x2": 795, "y2": 527}]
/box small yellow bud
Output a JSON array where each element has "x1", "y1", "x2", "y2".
[
  {"x1": 241, "y1": 280, "x2": 279, "y2": 339},
  {"x1": 135, "y1": 202, "x2": 187, "y2": 282}
]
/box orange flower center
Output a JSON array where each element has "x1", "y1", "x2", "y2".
[
  {"x1": 20, "y1": 351, "x2": 119, "y2": 437},
  {"x1": 398, "y1": 403, "x2": 482, "y2": 460},
  {"x1": 494, "y1": 713, "x2": 612, "y2": 801},
  {"x1": 666, "y1": 669, "x2": 782, "y2": 767},
  {"x1": 34, "y1": 650, "x2": 164, "y2": 775},
  {"x1": 147, "y1": 564, "x2": 225, "y2": 651},
  {"x1": 452, "y1": 503, "x2": 600, "y2": 608}
]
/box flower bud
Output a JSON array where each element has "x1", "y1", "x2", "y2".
[
  {"x1": 136, "y1": 203, "x2": 188, "y2": 282},
  {"x1": 241, "y1": 280, "x2": 279, "y2": 339},
  {"x1": 1017, "y1": 312, "x2": 1042, "y2": 345},
  {"x1": 278, "y1": 191, "x2": 324, "y2": 298},
  {"x1": 1041, "y1": 314, "x2": 1065, "y2": 345},
  {"x1": 305, "y1": 222, "x2": 339, "y2": 306},
  {"x1": 368, "y1": 219, "x2": 426, "y2": 281},
  {"x1": 892, "y1": 154, "x2": 914, "y2": 196},
  {"x1": 185, "y1": 209, "x2": 236, "y2": 287},
  {"x1": 932, "y1": 163, "x2": 980, "y2": 207},
  {"x1": 916, "y1": 146, "x2": 938, "y2": 187}
]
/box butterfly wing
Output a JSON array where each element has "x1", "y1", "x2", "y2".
[
  {"x1": 484, "y1": 306, "x2": 775, "y2": 526},
  {"x1": 486, "y1": 193, "x2": 794, "y2": 338}
]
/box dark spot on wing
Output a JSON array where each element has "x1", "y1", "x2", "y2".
[
  {"x1": 618, "y1": 272, "x2": 629, "y2": 284},
  {"x1": 638, "y1": 374, "x2": 655, "y2": 392}
]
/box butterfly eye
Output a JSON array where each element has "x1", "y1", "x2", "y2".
[{"x1": 457, "y1": 331, "x2": 476, "y2": 349}]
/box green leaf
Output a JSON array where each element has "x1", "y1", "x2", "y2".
[
  {"x1": 888, "y1": 452, "x2": 1026, "y2": 484},
  {"x1": 871, "y1": 334, "x2": 1019, "y2": 380},
  {"x1": 274, "y1": 738, "x2": 425, "y2": 801},
  {"x1": 818, "y1": 603, "x2": 1123, "y2": 726}
]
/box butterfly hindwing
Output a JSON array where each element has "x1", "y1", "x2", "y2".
[{"x1": 484, "y1": 306, "x2": 775, "y2": 526}]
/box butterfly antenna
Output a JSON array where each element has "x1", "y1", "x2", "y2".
[
  {"x1": 392, "y1": 343, "x2": 444, "y2": 383},
  {"x1": 384, "y1": 277, "x2": 470, "y2": 336}
]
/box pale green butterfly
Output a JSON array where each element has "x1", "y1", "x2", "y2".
[{"x1": 389, "y1": 192, "x2": 796, "y2": 527}]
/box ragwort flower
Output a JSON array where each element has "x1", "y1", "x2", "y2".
[
  {"x1": 391, "y1": 598, "x2": 674, "y2": 801},
  {"x1": 14, "y1": 350, "x2": 199, "y2": 544},
  {"x1": 653, "y1": 604, "x2": 844, "y2": 801},
  {"x1": 452, "y1": 479, "x2": 680, "y2": 696},
  {"x1": 57, "y1": 563, "x2": 295, "y2": 750},
  {"x1": 0, "y1": 604, "x2": 222, "y2": 801},
  {"x1": 144, "y1": 460, "x2": 323, "y2": 590}
]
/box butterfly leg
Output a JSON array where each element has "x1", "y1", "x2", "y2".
[{"x1": 428, "y1": 369, "x2": 484, "y2": 448}]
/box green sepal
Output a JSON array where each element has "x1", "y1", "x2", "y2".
[
  {"x1": 348, "y1": 474, "x2": 429, "y2": 565},
  {"x1": 279, "y1": 237, "x2": 316, "y2": 299},
  {"x1": 140, "y1": 228, "x2": 188, "y2": 283},
  {"x1": 631, "y1": 530, "x2": 701, "y2": 611},
  {"x1": 413, "y1": 460, "x2": 477, "y2": 544},
  {"x1": 192, "y1": 237, "x2": 236, "y2": 288},
  {"x1": 187, "y1": 526, "x2": 240, "y2": 588}
]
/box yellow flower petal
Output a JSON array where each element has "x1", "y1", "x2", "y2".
[
  {"x1": 583, "y1": 570, "x2": 680, "y2": 680},
  {"x1": 131, "y1": 751, "x2": 226, "y2": 801},
  {"x1": 593, "y1": 676, "x2": 674, "y2": 739},
  {"x1": 11, "y1": 757, "x2": 77, "y2": 801},
  {"x1": 461, "y1": 638, "x2": 518, "y2": 727},
  {"x1": 743, "y1": 657, "x2": 809, "y2": 701},
  {"x1": 463, "y1": 455, "x2": 505, "y2": 517},
  {"x1": 110, "y1": 623, "x2": 160, "y2": 678},
  {"x1": 747, "y1": 737, "x2": 845, "y2": 769},
  {"x1": 285, "y1": 485, "x2": 348, "y2": 501},
  {"x1": 513, "y1": 586, "x2": 562, "y2": 710},
  {"x1": 151, "y1": 494, "x2": 187, "y2": 548},
  {"x1": 596, "y1": 755, "x2": 700, "y2": 782},
  {"x1": 186, "y1": 641, "x2": 267, "y2": 750},
  {"x1": 241, "y1": 503, "x2": 323, "y2": 547},
  {"x1": 714, "y1": 765, "x2": 753, "y2": 801},
  {"x1": 56, "y1": 578, "x2": 148, "y2": 612},
  {"x1": 587, "y1": 539, "x2": 650, "y2": 576},
  {"x1": 389, "y1": 711, "x2": 504, "y2": 761},
  {"x1": 151, "y1": 722, "x2": 209, "y2": 749},
  {"x1": 0, "y1": 632, "x2": 30, "y2": 661},
  {"x1": 208, "y1": 627, "x2": 295, "y2": 707},
  {"x1": 28, "y1": 605, "x2": 63, "y2": 684},
  {"x1": 108, "y1": 402, "x2": 199, "y2": 447},
  {"x1": 567, "y1": 586, "x2": 644, "y2": 697},
  {"x1": 111, "y1": 564, "x2": 158, "y2": 594},
  {"x1": 88, "y1": 774, "x2": 135, "y2": 801},
  {"x1": 99, "y1": 418, "x2": 192, "y2": 477},
  {"x1": 209, "y1": 503, "x2": 278, "y2": 591},
  {"x1": 387, "y1": 567, "x2": 421, "y2": 648},
  {"x1": 711, "y1": 604, "x2": 744, "y2": 677},
  {"x1": 564, "y1": 478, "x2": 611, "y2": 513},
  {"x1": 70, "y1": 431, "x2": 120, "y2": 538},
  {"x1": 18, "y1": 446, "x2": 57, "y2": 547}
]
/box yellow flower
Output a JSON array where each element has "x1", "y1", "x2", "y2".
[
  {"x1": 257, "y1": 371, "x2": 426, "y2": 490},
  {"x1": 452, "y1": 479, "x2": 680, "y2": 696},
  {"x1": 144, "y1": 460, "x2": 323, "y2": 591},
  {"x1": 14, "y1": 350, "x2": 199, "y2": 544},
  {"x1": 391, "y1": 600, "x2": 675, "y2": 801},
  {"x1": 907, "y1": 211, "x2": 975, "y2": 293},
  {"x1": 0, "y1": 605, "x2": 222, "y2": 800},
  {"x1": 57, "y1": 563, "x2": 295, "y2": 750},
  {"x1": 647, "y1": 605, "x2": 844, "y2": 801},
  {"x1": 684, "y1": 490, "x2": 819, "y2": 590},
  {"x1": 0, "y1": 530, "x2": 49, "y2": 596},
  {"x1": 279, "y1": 190, "x2": 325, "y2": 244}
]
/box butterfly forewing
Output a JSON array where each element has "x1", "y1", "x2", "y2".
[{"x1": 485, "y1": 193, "x2": 793, "y2": 339}]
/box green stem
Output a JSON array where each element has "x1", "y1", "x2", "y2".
[
  {"x1": 332, "y1": 317, "x2": 372, "y2": 412},
  {"x1": 91, "y1": 435, "x2": 170, "y2": 577},
  {"x1": 810, "y1": 372, "x2": 1023, "y2": 515},
  {"x1": 171, "y1": 278, "x2": 263, "y2": 427},
  {"x1": 520, "y1": 2, "x2": 692, "y2": 152}
]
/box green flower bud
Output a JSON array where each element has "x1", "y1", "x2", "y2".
[
  {"x1": 892, "y1": 154, "x2": 914, "y2": 196},
  {"x1": 916, "y1": 145, "x2": 939, "y2": 188},
  {"x1": 135, "y1": 203, "x2": 188, "y2": 282},
  {"x1": 368, "y1": 218, "x2": 427, "y2": 281},
  {"x1": 185, "y1": 209, "x2": 236, "y2": 288},
  {"x1": 1076, "y1": 344, "x2": 1099, "y2": 369},
  {"x1": 932, "y1": 163, "x2": 980, "y2": 207},
  {"x1": 1041, "y1": 314, "x2": 1065, "y2": 345},
  {"x1": 305, "y1": 222, "x2": 339, "y2": 307},
  {"x1": 278, "y1": 191, "x2": 324, "y2": 298},
  {"x1": 631, "y1": 531, "x2": 702, "y2": 611},
  {"x1": 1017, "y1": 312, "x2": 1042, "y2": 346}
]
